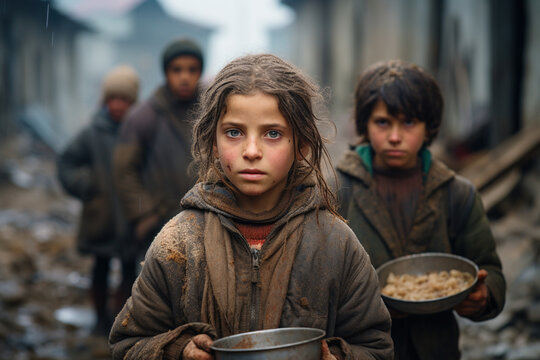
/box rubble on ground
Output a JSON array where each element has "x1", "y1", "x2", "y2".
[{"x1": 0, "y1": 133, "x2": 112, "y2": 360}]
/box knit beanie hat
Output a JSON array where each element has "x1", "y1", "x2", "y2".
[
  {"x1": 101, "y1": 65, "x2": 139, "y2": 103},
  {"x1": 161, "y1": 37, "x2": 204, "y2": 73}
]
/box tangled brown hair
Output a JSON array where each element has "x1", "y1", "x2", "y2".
[
  {"x1": 191, "y1": 53, "x2": 339, "y2": 217},
  {"x1": 354, "y1": 59, "x2": 444, "y2": 146}
]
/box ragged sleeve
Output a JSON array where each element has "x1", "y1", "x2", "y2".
[
  {"x1": 109, "y1": 211, "x2": 215, "y2": 359},
  {"x1": 328, "y1": 221, "x2": 394, "y2": 360}
]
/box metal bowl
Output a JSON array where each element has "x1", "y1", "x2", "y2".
[
  {"x1": 210, "y1": 327, "x2": 326, "y2": 360},
  {"x1": 376, "y1": 253, "x2": 479, "y2": 315}
]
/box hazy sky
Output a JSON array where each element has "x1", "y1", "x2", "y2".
[
  {"x1": 162, "y1": 0, "x2": 294, "y2": 75},
  {"x1": 56, "y1": 0, "x2": 294, "y2": 75}
]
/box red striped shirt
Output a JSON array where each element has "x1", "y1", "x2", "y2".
[{"x1": 234, "y1": 222, "x2": 273, "y2": 250}]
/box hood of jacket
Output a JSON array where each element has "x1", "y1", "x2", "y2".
[{"x1": 181, "y1": 176, "x2": 323, "y2": 226}]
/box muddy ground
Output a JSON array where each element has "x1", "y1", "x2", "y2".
[
  {"x1": 1, "y1": 131, "x2": 539, "y2": 360},
  {"x1": 0, "y1": 134, "x2": 111, "y2": 360}
]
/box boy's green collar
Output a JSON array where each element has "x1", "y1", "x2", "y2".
[
  {"x1": 355, "y1": 144, "x2": 431, "y2": 177},
  {"x1": 356, "y1": 145, "x2": 375, "y2": 174}
]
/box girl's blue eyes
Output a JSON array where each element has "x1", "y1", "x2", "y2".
[
  {"x1": 226, "y1": 129, "x2": 241, "y2": 137},
  {"x1": 266, "y1": 130, "x2": 281, "y2": 139},
  {"x1": 225, "y1": 129, "x2": 282, "y2": 139}
]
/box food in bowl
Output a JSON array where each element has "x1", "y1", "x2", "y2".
[
  {"x1": 376, "y1": 253, "x2": 479, "y2": 314},
  {"x1": 381, "y1": 269, "x2": 475, "y2": 301}
]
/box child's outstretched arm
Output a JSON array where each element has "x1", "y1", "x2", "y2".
[{"x1": 109, "y1": 212, "x2": 217, "y2": 360}]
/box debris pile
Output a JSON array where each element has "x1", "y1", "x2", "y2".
[
  {"x1": 459, "y1": 166, "x2": 540, "y2": 359},
  {"x1": 0, "y1": 133, "x2": 112, "y2": 360},
  {"x1": 456, "y1": 126, "x2": 540, "y2": 360}
]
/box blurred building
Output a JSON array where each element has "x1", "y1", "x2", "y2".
[
  {"x1": 114, "y1": 0, "x2": 214, "y2": 99},
  {"x1": 278, "y1": 0, "x2": 538, "y2": 155},
  {"x1": 65, "y1": 0, "x2": 214, "y2": 137},
  {"x1": 0, "y1": 0, "x2": 91, "y2": 151},
  {"x1": 0, "y1": 0, "x2": 214, "y2": 150}
]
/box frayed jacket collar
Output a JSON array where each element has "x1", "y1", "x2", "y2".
[
  {"x1": 180, "y1": 180, "x2": 322, "y2": 226},
  {"x1": 337, "y1": 147, "x2": 454, "y2": 198}
]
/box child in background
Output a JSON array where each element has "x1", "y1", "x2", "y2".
[
  {"x1": 336, "y1": 59, "x2": 506, "y2": 360},
  {"x1": 109, "y1": 54, "x2": 393, "y2": 360},
  {"x1": 57, "y1": 65, "x2": 140, "y2": 336}
]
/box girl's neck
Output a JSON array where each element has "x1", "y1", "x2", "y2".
[
  {"x1": 235, "y1": 185, "x2": 288, "y2": 214},
  {"x1": 234, "y1": 187, "x2": 293, "y2": 219}
]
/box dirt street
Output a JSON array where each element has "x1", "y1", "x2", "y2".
[{"x1": 0, "y1": 135, "x2": 113, "y2": 359}]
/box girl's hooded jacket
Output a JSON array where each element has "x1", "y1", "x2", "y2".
[
  {"x1": 336, "y1": 148, "x2": 506, "y2": 360},
  {"x1": 109, "y1": 178, "x2": 393, "y2": 360}
]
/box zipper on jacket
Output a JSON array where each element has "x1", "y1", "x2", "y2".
[{"x1": 250, "y1": 247, "x2": 261, "y2": 330}]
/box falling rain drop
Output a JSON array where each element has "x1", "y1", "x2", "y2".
[
  {"x1": 51, "y1": 32, "x2": 54, "y2": 48},
  {"x1": 46, "y1": 3, "x2": 49, "y2": 28}
]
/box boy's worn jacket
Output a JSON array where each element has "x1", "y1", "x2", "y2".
[
  {"x1": 109, "y1": 179, "x2": 393, "y2": 360},
  {"x1": 114, "y1": 85, "x2": 198, "y2": 226},
  {"x1": 57, "y1": 109, "x2": 128, "y2": 256},
  {"x1": 336, "y1": 148, "x2": 506, "y2": 360}
]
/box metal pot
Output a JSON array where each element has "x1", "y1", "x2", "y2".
[
  {"x1": 210, "y1": 327, "x2": 326, "y2": 360},
  {"x1": 376, "y1": 252, "x2": 479, "y2": 315}
]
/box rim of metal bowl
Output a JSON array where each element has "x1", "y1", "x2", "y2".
[
  {"x1": 377, "y1": 252, "x2": 479, "y2": 304},
  {"x1": 210, "y1": 327, "x2": 326, "y2": 352}
]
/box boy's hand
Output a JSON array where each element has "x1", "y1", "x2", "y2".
[
  {"x1": 321, "y1": 340, "x2": 337, "y2": 360},
  {"x1": 182, "y1": 334, "x2": 214, "y2": 360},
  {"x1": 454, "y1": 269, "x2": 488, "y2": 317}
]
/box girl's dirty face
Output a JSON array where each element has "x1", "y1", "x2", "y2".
[
  {"x1": 367, "y1": 100, "x2": 427, "y2": 170},
  {"x1": 214, "y1": 92, "x2": 295, "y2": 213}
]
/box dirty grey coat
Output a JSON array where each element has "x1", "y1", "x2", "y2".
[
  {"x1": 109, "y1": 181, "x2": 393, "y2": 360},
  {"x1": 57, "y1": 109, "x2": 128, "y2": 256},
  {"x1": 336, "y1": 149, "x2": 506, "y2": 360}
]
